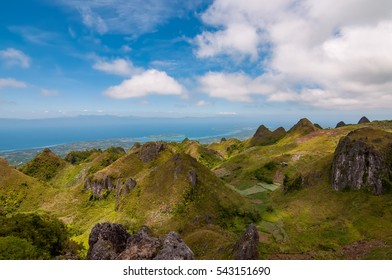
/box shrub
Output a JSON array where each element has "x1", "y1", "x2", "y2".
[
  {"x1": 283, "y1": 174, "x2": 303, "y2": 193},
  {"x1": 0, "y1": 236, "x2": 41, "y2": 260},
  {"x1": 0, "y1": 213, "x2": 82, "y2": 259}
]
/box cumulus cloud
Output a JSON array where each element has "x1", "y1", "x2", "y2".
[
  {"x1": 199, "y1": 72, "x2": 277, "y2": 102},
  {"x1": 0, "y1": 48, "x2": 30, "y2": 68},
  {"x1": 93, "y1": 58, "x2": 142, "y2": 76},
  {"x1": 195, "y1": 0, "x2": 392, "y2": 109},
  {"x1": 195, "y1": 23, "x2": 261, "y2": 60},
  {"x1": 104, "y1": 69, "x2": 185, "y2": 99},
  {"x1": 0, "y1": 78, "x2": 27, "y2": 89}
]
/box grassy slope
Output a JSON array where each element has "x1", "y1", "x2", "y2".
[
  {"x1": 2, "y1": 120, "x2": 392, "y2": 259},
  {"x1": 0, "y1": 158, "x2": 56, "y2": 214},
  {"x1": 217, "y1": 120, "x2": 392, "y2": 259},
  {"x1": 29, "y1": 145, "x2": 258, "y2": 259}
]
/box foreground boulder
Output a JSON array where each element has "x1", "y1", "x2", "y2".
[
  {"x1": 331, "y1": 128, "x2": 392, "y2": 195},
  {"x1": 233, "y1": 224, "x2": 259, "y2": 260},
  {"x1": 87, "y1": 223, "x2": 194, "y2": 260},
  {"x1": 87, "y1": 223, "x2": 131, "y2": 260}
]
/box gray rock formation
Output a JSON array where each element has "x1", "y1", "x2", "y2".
[
  {"x1": 233, "y1": 224, "x2": 259, "y2": 260},
  {"x1": 87, "y1": 223, "x2": 194, "y2": 260},
  {"x1": 87, "y1": 223, "x2": 131, "y2": 260},
  {"x1": 85, "y1": 176, "x2": 136, "y2": 200},
  {"x1": 154, "y1": 232, "x2": 195, "y2": 260},
  {"x1": 118, "y1": 227, "x2": 161, "y2": 260},
  {"x1": 188, "y1": 169, "x2": 197, "y2": 187},
  {"x1": 85, "y1": 175, "x2": 115, "y2": 198},
  {"x1": 336, "y1": 121, "x2": 346, "y2": 128},
  {"x1": 358, "y1": 116, "x2": 370, "y2": 124},
  {"x1": 135, "y1": 142, "x2": 165, "y2": 163},
  {"x1": 331, "y1": 128, "x2": 392, "y2": 195}
]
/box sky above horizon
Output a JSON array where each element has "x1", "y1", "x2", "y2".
[{"x1": 1, "y1": 0, "x2": 392, "y2": 122}]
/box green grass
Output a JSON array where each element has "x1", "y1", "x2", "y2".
[{"x1": 2, "y1": 120, "x2": 392, "y2": 259}]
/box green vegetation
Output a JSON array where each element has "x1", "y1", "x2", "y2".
[
  {"x1": 0, "y1": 213, "x2": 82, "y2": 259},
  {"x1": 1, "y1": 119, "x2": 392, "y2": 259},
  {"x1": 20, "y1": 148, "x2": 67, "y2": 181},
  {"x1": 254, "y1": 161, "x2": 277, "y2": 184},
  {"x1": 65, "y1": 149, "x2": 100, "y2": 164}
]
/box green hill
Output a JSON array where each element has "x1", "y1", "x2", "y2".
[
  {"x1": 2, "y1": 119, "x2": 392, "y2": 259},
  {"x1": 20, "y1": 148, "x2": 67, "y2": 181},
  {"x1": 0, "y1": 158, "x2": 50, "y2": 214}
]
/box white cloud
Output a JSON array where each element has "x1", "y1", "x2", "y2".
[
  {"x1": 121, "y1": 45, "x2": 132, "y2": 52},
  {"x1": 194, "y1": 0, "x2": 392, "y2": 109},
  {"x1": 198, "y1": 72, "x2": 276, "y2": 102},
  {"x1": 0, "y1": 78, "x2": 27, "y2": 90},
  {"x1": 194, "y1": 100, "x2": 211, "y2": 107},
  {"x1": 104, "y1": 69, "x2": 185, "y2": 99},
  {"x1": 8, "y1": 26, "x2": 60, "y2": 45},
  {"x1": 79, "y1": 6, "x2": 108, "y2": 34},
  {"x1": 0, "y1": 48, "x2": 30, "y2": 68},
  {"x1": 93, "y1": 59, "x2": 142, "y2": 76},
  {"x1": 216, "y1": 112, "x2": 238, "y2": 115},
  {"x1": 195, "y1": 23, "x2": 261, "y2": 60},
  {"x1": 41, "y1": 88, "x2": 59, "y2": 96},
  {"x1": 56, "y1": 0, "x2": 204, "y2": 36}
]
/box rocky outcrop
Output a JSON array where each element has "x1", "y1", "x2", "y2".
[
  {"x1": 87, "y1": 223, "x2": 131, "y2": 260},
  {"x1": 336, "y1": 121, "x2": 346, "y2": 128},
  {"x1": 188, "y1": 169, "x2": 197, "y2": 187},
  {"x1": 135, "y1": 142, "x2": 165, "y2": 163},
  {"x1": 87, "y1": 223, "x2": 195, "y2": 260},
  {"x1": 250, "y1": 125, "x2": 286, "y2": 146},
  {"x1": 358, "y1": 116, "x2": 370, "y2": 124},
  {"x1": 85, "y1": 175, "x2": 115, "y2": 198},
  {"x1": 233, "y1": 224, "x2": 259, "y2": 260},
  {"x1": 85, "y1": 176, "x2": 136, "y2": 201},
  {"x1": 118, "y1": 227, "x2": 162, "y2": 260},
  {"x1": 154, "y1": 232, "x2": 195, "y2": 260},
  {"x1": 331, "y1": 128, "x2": 392, "y2": 195}
]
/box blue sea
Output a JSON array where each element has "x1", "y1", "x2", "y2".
[{"x1": 0, "y1": 116, "x2": 262, "y2": 152}]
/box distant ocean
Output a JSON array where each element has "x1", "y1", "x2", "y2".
[{"x1": 0, "y1": 116, "x2": 262, "y2": 152}]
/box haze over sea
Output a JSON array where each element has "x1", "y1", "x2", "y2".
[{"x1": 0, "y1": 116, "x2": 266, "y2": 152}]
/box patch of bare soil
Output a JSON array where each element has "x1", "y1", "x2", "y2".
[
  {"x1": 213, "y1": 167, "x2": 230, "y2": 177},
  {"x1": 340, "y1": 240, "x2": 386, "y2": 260},
  {"x1": 258, "y1": 232, "x2": 271, "y2": 244},
  {"x1": 251, "y1": 199, "x2": 262, "y2": 205},
  {"x1": 273, "y1": 168, "x2": 284, "y2": 185}
]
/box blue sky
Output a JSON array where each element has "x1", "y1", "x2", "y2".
[{"x1": 1, "y1": 0, "x2": 392, "y2": 123}]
